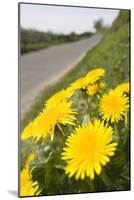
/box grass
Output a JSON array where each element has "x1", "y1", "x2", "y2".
[
  {"x1": 21, "y1": 42, "x2": 51, "y2": 54},
  {"x1": 21, "y1": 15, "x2": 130, "y2": 131}
]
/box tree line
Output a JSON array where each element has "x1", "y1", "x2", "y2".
[{"x1": 21, "y1": 28, "x2": 93, "y2": 54}]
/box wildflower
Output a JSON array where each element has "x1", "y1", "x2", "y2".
[
  {"x1": 21, "y1": 101, "x2": 76, "y2": 141},
  {"x1": 87, "y1": 82, "x2": 106, "y2": 95},
  {"x1": 86, "y1": 68, "x2": 105, "y2": 84},
  {"x1": 21, "y1": 122, "x2": 34, "y2": 140},
  {"x1": 46, "y1": 88, "x2": 73, "y2": 108},
  {"x1": 99, "y1": 82, "x2": 106, "y2": 89},
  {"x1": 25, "y1": 153, "x2": 35, "y2": 167},
  {"x1": 62, "y1": 120, "x2": 117, "y2": 180},
  {"x1": 70, "y1": 77, "x2": 89, "y2": 91},
  {"x1": 70, "y1": 68, "x2": 105, "y2": 91},
  {"x1": 20, "y1": 168, "x2": 40, "y2": 196},
  {"x1": 99, "y1": 90, "x2": 129, "y2": 123},
  {"x1": 114, "y1": 82, "x2": 129, "y2": 94},
  {"x1": 87, "y1": 83, "x2": 99, "y2": 95}
]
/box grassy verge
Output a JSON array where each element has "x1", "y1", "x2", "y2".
[
  {"x1": 21, "y1": 40, "x2": 77, "y2": 54},
  {"x1": 21, "y1": 13, "x2": 130, "y2": 131},
  {"x1": 21, "y1": 42, "x2": 51, "y2": 54}
]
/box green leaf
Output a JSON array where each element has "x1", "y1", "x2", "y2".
[{"x1": 55, "y1": 164, "x2": 65, "y2": 170}]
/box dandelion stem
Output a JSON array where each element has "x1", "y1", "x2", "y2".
[
  {"x1": 122, "y1": 130, "x2": 129, "y2": 148},
  {"x1": 81, "y1": 89, "x2": 90, "y2": 113},
  {"x1": 85, "y1": 96, "x2": 90, "y2": 113},
  {"x1": 125, "y1": 111, "x2": 128, "y2": 126},
  {"x1": 114, "y1": 123, "x2": 119, "y2": 141},
  {"x1": 122, "y1": 115, "x2": 129, "y2": 148}
]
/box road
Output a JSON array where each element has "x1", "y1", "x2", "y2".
[{"x1": 20, "y1": 34, "x2": 102, "y2": 115}]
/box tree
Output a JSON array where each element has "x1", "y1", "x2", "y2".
[{"x1": 94, "y1": 18, "x2": 105, "y2": 32}]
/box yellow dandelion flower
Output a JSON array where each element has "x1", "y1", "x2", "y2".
[
  {"x1": 70, "y1": 77, "x2": 89, "y2": 90},
  {"x1": 114, "y1": 82, "x2": 130, "y2": 94},
  {"x1": 86, "y1": 68, "x2": 105, "y2": 84},
  {"x1": 25, "y1": 153, "x2": 35, "y2": 167},
  {"x1": 62, "y1": 120, "x2": 117, "y2": 180},
  {"x1": 70, "y1": 68, "x2": 105, "y2": 91},
  {"x1": 87, "y1": 82, "x2": 106, "y2": 95},
  {"x1": 21, "y1": 101, "x2": 76, "y2": 141},
  {"x1": 20, "y1": 168, "x2": 40, "y2": 197},
  {"x1": 46, "y1": 88, "x2": 73, "y2": 108},
  {"x1": 21, "y1": 121, "x2": 34, "y2": 140},
  {"x1": 99, "y1": 82, "x2": 106, "y2": 89},
  {"x1": 87, "y1": 83, "x2": 99, "y2": 95},
  {"x1": 99, "y1": 90, "x2": 129, "y2": 123}
]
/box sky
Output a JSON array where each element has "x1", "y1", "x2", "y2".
[{"x1": 20, "y1": 3, "x2": 120, "y2": 34}]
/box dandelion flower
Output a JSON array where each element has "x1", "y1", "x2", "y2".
[
  {"x1": 25, "y1": 153, "x2": 35, "y2": 167},
  {"x1": 62, "y1": 120, "x2": 117, "y2": 180},
  {"x1": 21, "y1": 101, "x2": 76, "y2": 141},
  {"x1": 70, "y1": 77, "x2": 89, "y2": 90},
  {"x1": 21, "y1": 121, "x2": 35, "y2": 140},
  {"x1": 46, "y1": 88, "x2": 73, "y2": 108},
  {"x1": 87, "y1": 83, "x2": 99, "y2": 95},
  {"x1": 70, "y1": 68, "x2": 105, "y2": 91},
  {"x1": 87, "y1": 82, "x2": 106, "y2": 95},
  {"x1": 21, "y1": 122, "x2": 34, "y2": 140},
  {"x1": 86, "y1": 68, "x2": 105, "y2": 84},
  {"x1": 114, "y1": 82, "x2": 130, "y2": 94},
  {"x1": 20, "y1": 168, "x2": 40, "y2": 196},
  {"x1": 99, "y1": 82, "x2": 106, "y2": 89},
  {"x1": 99, "y1": 90, "x2": 129, "y2": 123}
]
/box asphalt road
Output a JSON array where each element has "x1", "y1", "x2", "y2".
[{"x1": 20, "y1": 34, "x2": 102, "y2": 115}]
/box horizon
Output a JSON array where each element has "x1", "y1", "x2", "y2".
[{"x1": 20, "y1": 4, "x2": 120, "y2": 34}]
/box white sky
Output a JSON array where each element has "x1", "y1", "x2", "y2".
[{"x1": 20, "y1": 4, "x2": 120, "y2": 34}]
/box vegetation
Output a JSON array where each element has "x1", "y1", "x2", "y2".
[
  {"x1": 94, "y1": 18, "x2": 108, "y2": 32},
  {"x1": 20, "y1": 10, "x2": 130, "y2": 196},
  {"x1": 21, "y1": 29, "x2": 93, "y2": 54}
]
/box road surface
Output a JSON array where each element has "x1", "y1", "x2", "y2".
[{"x1": 20, "y1": 34, "x2": 102, "y2": 115}]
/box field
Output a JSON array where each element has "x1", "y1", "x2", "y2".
[{"x1": 20, "y1": 10, "x2": 130, "y2": 196}]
